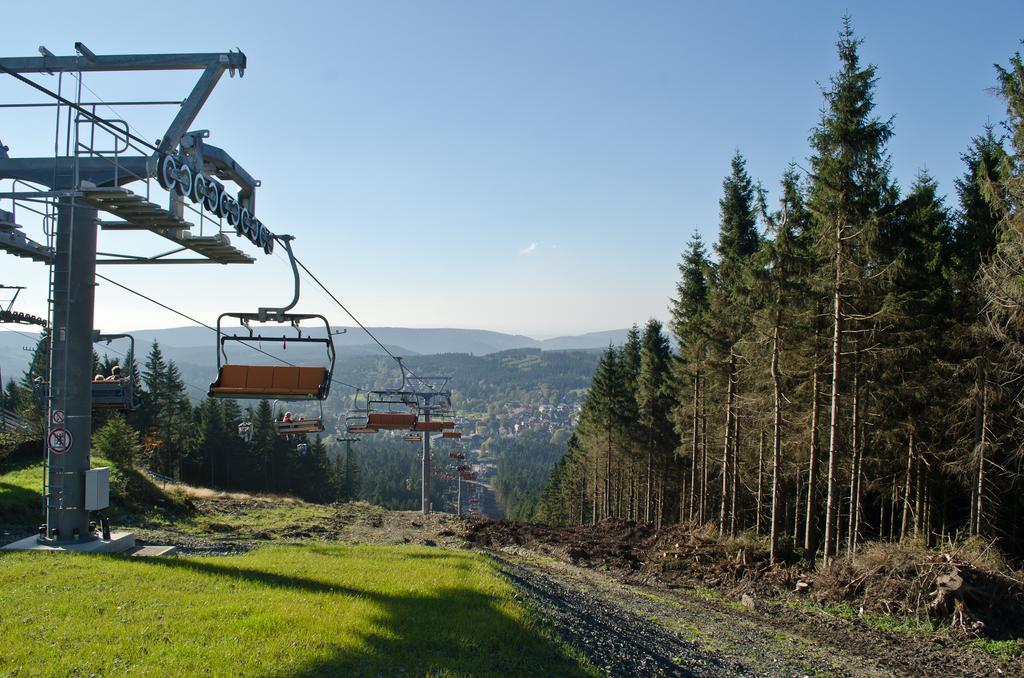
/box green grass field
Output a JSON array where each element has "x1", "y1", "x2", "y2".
[
  {"x1": 0, "y1": 457, "x2": 44, "y2": 526},
  {"x1": 0, "y1": 458, "x2": 587, "y2": 674},
  {"x1": 0, "y1": 544, "x2": 589, "y2": 676},
  {"x1": 0, "y1": 455, "x2": 193, "y2": 530}
]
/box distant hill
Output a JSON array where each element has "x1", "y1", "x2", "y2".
[
  {"x1": 0, "y1": 325, "x2": 629, "y2": 383},
  {"x1": 539, "y1": 329, "x2": 630, "y2": 351}
]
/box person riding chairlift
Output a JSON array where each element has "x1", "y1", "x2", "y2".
[
  {"x1": 106, "y1": 365, "x2": 122, "y2": 382},
  {"x1": 282, "y1": 411, "x2": 294, "y2": 423}
]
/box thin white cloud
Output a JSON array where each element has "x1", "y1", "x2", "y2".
[{"x1": 519, "y1": 242, "x2": 537, "y2": 255}]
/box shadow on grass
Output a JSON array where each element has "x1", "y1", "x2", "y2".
[
  {"x1": 0, "y1": 451, "x2": 42, "y2": 476},
  {"x1": 132, "y1": 547, "x2": 588, "y2": 676},
  {"x1": 128, "y1": 552, "x2": 360, "y2": 596},
  {"x1": 303, "y1": 543, "x2": 477, "y2": 569},
  {"x1": 0, "y1": 481, "x2": 42, "y2": 528}
]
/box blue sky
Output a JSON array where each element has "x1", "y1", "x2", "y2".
[{"x1": 1, "y1": 1, "x2": 1022, "y2": 337}]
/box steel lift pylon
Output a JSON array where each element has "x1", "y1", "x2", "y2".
[{"x1": 0, "y1": 45, "x2": 264, "y2": 552}]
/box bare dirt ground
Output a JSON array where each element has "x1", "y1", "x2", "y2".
[
  {"x1": 468, "y1": 519, "x2": 1024, "y2": 676},
  {"x1": 128, "y1": 498, "x2": 464, "y2": 555},
  {"x1": 493, "y1": 548, "x2": 1023, "y2": 676}
]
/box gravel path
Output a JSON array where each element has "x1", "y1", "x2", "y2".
[
  {"x1": 494, "y1": 553, "x2": 741, "y2": 676},
  {"x1": 490, "y1": 549, "x2": 1020, "y2": 677},
  {"x1": 493, "y1": 551, "x2": 753, "y2": 676}
]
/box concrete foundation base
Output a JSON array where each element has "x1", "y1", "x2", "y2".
[
  {"x1": 129, "y1": 545, "x2": 177, "y2": 557},
  {"x1": 1, "y1": 531, "x2": 136, "y2": 554}
]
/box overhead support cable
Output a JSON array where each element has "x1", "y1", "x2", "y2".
[{"x1": 291, "y1": 256, "x2": 441, "y2": 393}]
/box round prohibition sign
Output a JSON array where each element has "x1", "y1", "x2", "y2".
[
  {"x1": 51, "y1": 409, "x2": 65, "y2": 425},
  {"x1": 47, "y1": 428, "x2": 73, "y2": 455}
]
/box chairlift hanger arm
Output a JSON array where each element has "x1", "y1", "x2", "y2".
[
  {"x1": 257, "y1": 235, "x2": 299, "y2": 321},
  {"x1": 91, "y1": 332, "x2": 135, "y2": 354}
]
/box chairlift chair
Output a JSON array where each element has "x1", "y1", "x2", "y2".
[
  {"x1": 208, "y1": 235, "x2": 338, "y2": 401},
  {"x1": 238, "y1": 421, "x2": 253, "y2": 442},
  {"x1": 33, "y1": 332, "x2": 140, "y2": 412},
  {"x1": 364, "y1": 386, "x2": 418, "y2": 430},
  {"x1": 346, "y1": 418, "x2": 377, "y2": 434},
  {"x1": 208, "y1": 313, "x2": 335, "y2": 400},
  {"x1": 274, "y1": 416, "x2": 325, "y2": 436},
  {"x1": 402, "y1": 433, "x2": 422, "y2": 443},
  {"x1": 344, "y1": 392, "x2": 377, "y2": 434},
  {"x1": 272, "y1": 402, "x2": 326, "y2": 437}
]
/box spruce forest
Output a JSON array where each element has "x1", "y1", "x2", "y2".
[{"x1": 536, "y1": 22, "x2": 1024, "y2": 563}]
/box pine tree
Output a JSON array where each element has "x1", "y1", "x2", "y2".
[
  {"x1": 296, "y1": 435, "x2": 332, "y2": 502},
  {"x1": 950, "y1": 130, "x2": 1006, "y2": 536},
  {"x1": 980, "y1": 50, "x2": 1024, "y2": 359},
  {"x1": 637, "y1": 319, "x2": 676, "y2": 525},
  {"x1": 873, "y1": 173, "x2": 953, "y2": 545},
  {"x1": 20, "y1": 329, "x2": 50, "y2": 433},
  {"x1": 973, "y1": 50, "x2": 1024, "y2": 540},
  {"x1": 341, "y1": 437, "x2": 361, "y2": 501},
  {"x1": 195, "y1": 399, "x2": 228, "y2": 487},
  {"x1": 709, "y1": 150, "x2": 760, "y2": 535},
  {"x1": 670, "y1": 230, "x2": 712, "y2": 522},
  {"x1": 753, "y1": 168, "x2": 812, "y2": 563},
  {"x1": 807, "y1": 18, "x2": 894, "y2": 562},
  {"x1": 580, "y1": 346, "x2": 626, "y2": 521},
  {"x1": 219, "y1": 398, "x2": 245, "y2": 489},
  {"x1": 618, "y1": 325, "x2": 642, "y2": 518}
]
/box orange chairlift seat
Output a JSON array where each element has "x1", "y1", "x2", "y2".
[
  {"x1": 412, "y1": 419, "x2": 444, "y2": 432},
  {"x1": 208, "y1": 314, "x2": 336, "y2": 401},
  {"x1": 442, "y1": 430, "x2": 462, "y2": 439},
  {"x1": 366, "y1": 411, "x2": 417, "y2": 430},
  {"x1": 402, "y1": 433, "x2": 422, "y2": 442}
]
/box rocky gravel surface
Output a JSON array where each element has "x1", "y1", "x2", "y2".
[
  {"x1": 488, "y1": 547, "x2": 1022, "y2": 677},
  {"x1": 493, "y1": 552, "x2": 741, "y2": 676}
]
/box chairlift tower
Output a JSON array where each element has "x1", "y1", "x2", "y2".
[
  {"x1": 0, "y1": 45, "x2": 271, "y2": 550},
  {"x1": 364, "y1": 364, "x2": 452, "y2": 515}
]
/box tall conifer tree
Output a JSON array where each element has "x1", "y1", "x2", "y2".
[{"x1": 807, "y1": 18, "x2": 894, "y2": 562}]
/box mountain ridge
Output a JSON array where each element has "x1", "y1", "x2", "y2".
[{"x1": 0, "y1": 326, "x2": 629, "y2": 381}]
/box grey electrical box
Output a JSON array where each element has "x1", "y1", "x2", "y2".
[{"x1": 84, "y1": 467, "x2": 110, "y2": 511}]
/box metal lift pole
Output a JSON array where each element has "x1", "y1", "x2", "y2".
[
  {"x1": 0, "y1": 46, "x2": 254, "y2": 549},
  {"x1": 46, "y1": 197, "x2": 99, "y2": 541},
  {"x1": 420, "y1": 405, "x2": 431, "y2": 515},
  {"x1": 336, "y1": 436, "x2": 359, "y2": 500}
]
